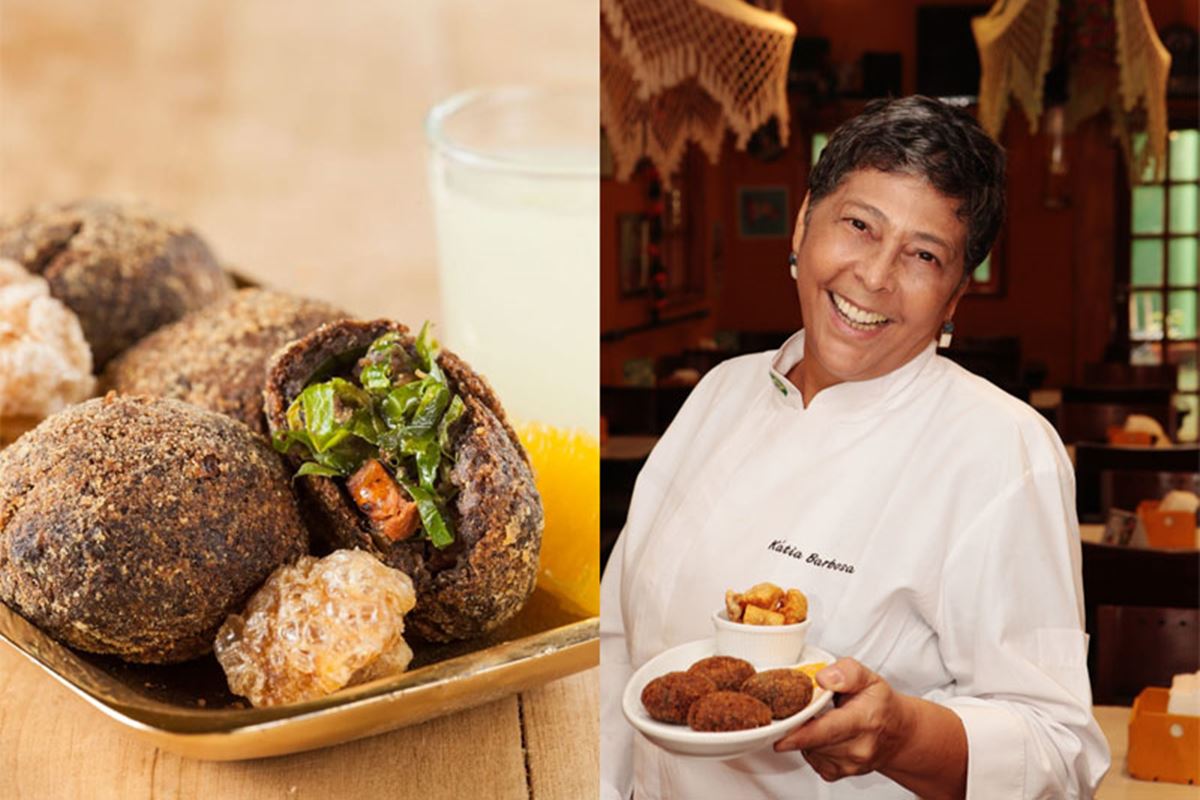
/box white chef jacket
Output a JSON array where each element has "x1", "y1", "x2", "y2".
[{"x1": 600, "y1": 331, "x2": 1110, "y2": 800}]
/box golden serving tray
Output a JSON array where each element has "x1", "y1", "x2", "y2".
[
  {"x1": 0, "y1": 269, "x2": 599, "y2": 760},
  {"x1": 0, "y1": 585, "x2": 597, "y2": 760}
]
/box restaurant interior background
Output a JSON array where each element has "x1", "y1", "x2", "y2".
[{"x1": 601, "y1": 0, "x2": 1200, "y2": 785}]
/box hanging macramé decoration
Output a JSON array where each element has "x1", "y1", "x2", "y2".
[
  {"x1": 600, "y1": 0, "x2": 796, "y2": 183},
  {"x1": 973, "y1": 0, "x2": 1172, "y2": 181}
]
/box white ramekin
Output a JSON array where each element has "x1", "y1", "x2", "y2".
[{"x1": 712, "y1": 609, "x2": 810, "y2": 667}]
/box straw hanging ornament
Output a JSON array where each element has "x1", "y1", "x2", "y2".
[
  {"x1": 601, "y1": 0, "x2": 797, "y2": 184},
  {"x1": 972, "y1": 0, "x2": 1172, "y2": 182}
]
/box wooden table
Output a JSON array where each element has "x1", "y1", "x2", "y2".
[
  {"x1": 601, "y1": 435, "x2": 659, "y2": 462},
  {"x1": 1081, "y1": 523, "x2": 1200, "y2": 548},
  {"x1": 1095, "y1": 705, "x2": 1199, "y2": 798},
  {"x1": 0, "y1": 2, "x2": 598, "y2": 797},
  {"x1": 0, "y1": 643, "x2": 597, "y2": 800}
]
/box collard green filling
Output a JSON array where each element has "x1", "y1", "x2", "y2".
[{"x1": 272, "y1": 323, "x2": 463, "y2": 548}]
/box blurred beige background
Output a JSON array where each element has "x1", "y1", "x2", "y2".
[{"x1": 0, "y1": 0, "x2": 598, "y2": 324}]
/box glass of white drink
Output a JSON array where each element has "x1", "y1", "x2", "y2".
[{"x1": 426, "y1": 86, "x2": 598, "y2": 437}]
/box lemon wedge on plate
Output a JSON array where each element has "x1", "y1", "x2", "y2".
[
  {"x1": 795, "y1": 662, "x2": 828, "y2": 682},
  {"x1": 516, "y1": 423, "x2": 599, "y2": 617}
]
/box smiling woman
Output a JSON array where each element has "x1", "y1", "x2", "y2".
[
  {"x1": 788, "y1": 169, "x2": 972, "y2": 403},
  {"x1": 601, "y1": 96, "x2": 1111, "y2": 800}
]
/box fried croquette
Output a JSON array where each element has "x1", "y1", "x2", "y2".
[
  {"x1": 686, "y1": 691, "x2": 772, "y2": 732},
  {"x1": 687, "y1": 655, "x2": 756, "y2": 690},
  {"x1": 0, "y1": 394, "x2": 308, "y2": 663},
  {"x1": 640, "y1": 671, "x2": 717, "y2": 724},
  {"x1": 0, "y1": 199, "x2": 232, "y2": 368},
  {"x1": 739, "y1": 669, "x2": 815, "y2": 719},
  {"x1": 102, "y1": 288, "x2": 347, "y2": 435}
]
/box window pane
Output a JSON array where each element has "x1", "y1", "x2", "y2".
[
  {"x1": 1131, "y1": 239, "x2": 1164, "y2": 285},
  {"x1": 1168, "y1": 237, "x2": 1198, "y2": 286},
  {"x1": 1133, "y1": 131, "x2": 1158, "y2": 184},
  {"x1": 1168, "y1": 185, "x2": 1198, "y2": 234},
  {"x1": 1169, "y1": 130, "x2": 1199, "y2": 181},
  {"x1": 1169, "y1": 343, "x2": 1198, "y2": 391},
  {"x1": 1131, "y1": 341, "x2": 1163, "y2": 365},
  {"x1": 812, "y1": 133, "x2": 828, "y2": 167},
  {"x1": 1174, "y1": 393, "x2": 1198, "y2": 442},
  {"x1": 1132, "y1": 186, "x2": 1165, "y2": 233},
  {"x1": 974, "y1": 252, "x2": 991, "y2": 283},
  {"x1": 1130, "y1": 290, "x2": 1164, "y2": 340},
  {"x1": 1168, "y1": 290, "x2": 1197, "y2": 339}
]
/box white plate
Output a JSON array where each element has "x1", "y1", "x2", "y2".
[{"x1": 622, "y1": 638, "x2": 835, "y2": 760}]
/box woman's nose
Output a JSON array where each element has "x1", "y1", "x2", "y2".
[{"x1": 852, "y1": 246, "x2": 898, "y2": 293}]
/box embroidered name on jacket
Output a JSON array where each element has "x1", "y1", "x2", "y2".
[{"x1": 767, "y1": 539, "x2": 855, "y2": 574}]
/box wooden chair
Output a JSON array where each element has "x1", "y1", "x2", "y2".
[
  {"x1": 731, "y1": 330, "x2": 791, "y2": 356},
  {"x1": 1081, "y1": 541, "x2": 1200, "y2": 704},
  {"x1": 601, "y1": 455, "x2": 641, "y2": 570},
  {"x1": 1074, "y1": 443, "x2": 1200, "y2": 522},
  {"x1": 600, "y1": 386, "x2": 657, "y2": 435},
  {"x1": 655, "y1": 386, "x2": 692, "y2": 433},
  {"x1": 1083, "y1": 362, "x2": 1177, "y2": 390},
  {"x1": 942, "y1": 336, "x2": 1025, "y2": 399},
  {"x1": 1092, "y1": 605, "x2": 1200, "y2": 706},
  {"x1": 681, "y1": 348, "x2": 731, "y2": 376},
  {"x1": 1057, "y1": 386, "x2": 1177, "y2": 445},
  {"x1": 601, "y1": 385, "x2": 695, "y2": 436}
]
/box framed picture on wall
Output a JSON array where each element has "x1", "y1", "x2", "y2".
[
  {"x1": 737, "y1": 186, "x2": 790, "y2": 239},
  {"x1": 618, "y1": 212, "x2": 648, "y2": 295}
]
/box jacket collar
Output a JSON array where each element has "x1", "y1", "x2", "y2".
[{"x1": 767, "y1": 329, "x2": 939, "y2": 418}]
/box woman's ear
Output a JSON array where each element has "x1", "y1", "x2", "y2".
[{"x1": 792, "y1": 193, "x2": 811, "y2": 253}]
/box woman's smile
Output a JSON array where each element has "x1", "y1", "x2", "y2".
[{"x1": 826, "y1": 290, "x2": 893, "y2": 334}]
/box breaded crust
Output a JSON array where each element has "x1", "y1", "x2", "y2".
[
  {"x1": 0, "y1": 395, "x2": 308, "y2": 663},
  {"x1": 0, "y1": 199, "x2": 232, "y2": 367},
  {"x1": 687, "y1": 691, "x2": 773, "y2": 732},
  {"x1": 263, "y1": 319, "x2": 543, "y2": 642},
  {"x1": 687, "y1": 656, "x2": 757, "y2": 691},
  {"x1": 640, "y1": 671, "x2": 717, "y2": 724},
  {"x1": 739, "y1": 669, "x2": 814, "y2": 719},
  {"x1": 102, "y1": 289, "x2": 347, "y2": 435}
]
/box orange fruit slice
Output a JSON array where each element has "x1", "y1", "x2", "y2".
[
  {"x1": 516, "y1": 423, "x2": 599, "y2": 616},
  {"x1": 795, "y1": 662, "x2": 828, "y2": 683}
]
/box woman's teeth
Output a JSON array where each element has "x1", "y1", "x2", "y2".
[{"x1": 831, "y1": 292, "x2": 890, "y2": 330}]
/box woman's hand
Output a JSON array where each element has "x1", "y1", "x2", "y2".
[
  {"x1": 773, "y1": 657, "x2": 910, "y2": 778},
  {"x1": 774, "y1": 657, "x2": 967, "y2": 800}
]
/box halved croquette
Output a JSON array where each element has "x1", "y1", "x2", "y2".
[{"x1": 263, "y1": 319, "x2": 543, "y2": 642}]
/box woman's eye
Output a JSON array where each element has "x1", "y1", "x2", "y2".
[
  {"x1": 916, "y1": 251, "x2": 940, "y2": 265},
  {"x1": 846, "y1": 217, "x2": 868, "y2": 232}
]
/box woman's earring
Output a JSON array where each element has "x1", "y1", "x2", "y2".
[
  {"x1": 788, "y1": 251, "x2": 798, "y2": 280},
  {"x1": 939, "y1": 320, "x2": 955, "y2": 349}
]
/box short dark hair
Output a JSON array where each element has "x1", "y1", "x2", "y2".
[{"x1": 806, "y1": 95, "x2": 1006, "y2": 276}]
